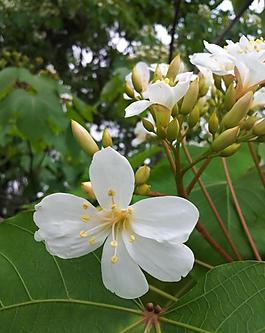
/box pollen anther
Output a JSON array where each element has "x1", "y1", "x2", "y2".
[
  {"x1": 82, "y1": 202, "x2": 89, "y2": 209},
  {"x1": 88, "y1": 237, "x2": 96, "y2": 245},
  {"x1": 80, "y1": 230, "x2": 88, "y2": 238},
  {"x1": 81, "y1": 215, "x2": 90, "y2": 223},
  {"x1": 111, "y1": 255, "x2": 118, "y2": 264},
  {"x1": 129, "y1": 234, "x2": 135, "y2": 243},
  {"x1": 111, "y1": 240, "x2": 118, "y2": 247},
  {"x1": 108, "y1": 189, "x2": 116, "y2": 196}
]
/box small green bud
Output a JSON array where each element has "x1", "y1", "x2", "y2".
[
  {"x1": 156, "y1": 126, "x2": 167, "y2": 139},
  {"x1": 220, "y1": 143, "x2": 241, "y2": 157},
  {"x1": 188, "y1": 105, "x2": 200, "y2": 128},
  {"x1": 208, "y1": 112, "x2": 219, "y2": 134},
  {"x1": 167, "y1": 118, "x2": 180, "y2": 142},
  {"x1": 131, "y1": 62, "x2": 149, "y2": 93},
  {"x1": 224, "y1": 83, "x2": 236, "y2": 111},
  {"x1": 135, "y1": 165, "x2": 150, "y2": 185},
  {"x1": 211, "y1": 126, "x2": 240, "y2": 152},
  {"x1": 71, "y1": 120, "x2": 99, "y2": 156},
  {"x1": 223, "y1": 74, "x2": 234, "y2": 89},
  {"x1": 153, "y1": 64, "x2": 163, "y2": 81},
  {"x1": 253, "y1": 119, "x2": 265, "y2": 136},
  {"x1": 180, "y1": 79, "x2": 199, "y2": 114},
  {"x1": 154, "y1": 105, "x2": 171, "y2": 128},
  {"x1": 102, "y1": 128, "x2": 112, "y2": 147},
  {"x1": 198, "y1": 72, "x2": 209, "y2": 96},
  {"x1": 81, "y1": 181, "x2": 96, "y2": 200},
  {"x1": 221, "y1": 91, "x2": 253, "y2": 129},
  {"x1": 142, "y1": 118, "x2": 155, "y2": 132},
  {"x1": 124, "y1": 81, "x2": 135, "y2": 98},
  {"x1": 213, "y1": 74, "x2": 222, "y2": 90},
  {"x1": 135, "y1": 184, "x2": 151, "y2": 196},
  {"x1": 166, "y1": 54, "x2": 181, "y2": 81},
  {"x1": 241, "y1": 116, "x2": 257, "y2": 130},
  {"x1": 171, "y1": 103, "x2": 179, "y2": 117}
]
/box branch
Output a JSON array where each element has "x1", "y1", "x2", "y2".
[
  {"x1": 222, "y1": 158, "x2": 262, "y2": 261},
  {"x1": 214, "y1": 0, "x2": 254, "y2": 45},
  {"x1": 162, "y1": 140, "x2": 176, "y2": 174},
  {"x1": 168, "y1": 0, "x2": 182, "y2": 63}
]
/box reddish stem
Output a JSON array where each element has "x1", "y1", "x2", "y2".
[
  {"x1": 222, "y1": 158, "x2": 262, "y2": 261},
  {"x1": 248, "y1": 142, "x2": 265, "y2": 188},
  {"x1": 162, "y1": 140, "x2": 176, "y2": 174}
]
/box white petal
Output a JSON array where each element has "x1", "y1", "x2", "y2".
[
  {"x1": 135, "y1": 62, "x2": 150, "y2": 91},
  {"x1": 33, "y1": 193, "x2": 108, "y2": 259},
  {"x1": 125, "y1": 100, "x2": 153, "y2": 117},
  {"x1": 146, "y1": 82, "x2": 175, "y2": 110},
  {"x1": 123, "y1": 233, "x2": 194, "y2": 282},
  {"x1": 252, "y1": 88, "x2": 265, "y2": 109},
  {"x1": 101, "y1": 234, "x2": 148, "y2": 299},
  {"x1": 89, "y1": 147, "x2": 134, "y2": 210},
  {"x1": 204, "y1": 41, "x2": 229, "y2": 56},
  {"x1": 172, "y1": 79, "x2": 190, "y2": 102},
  {"x1": 130, "y1": 196, "x2": 199, "y2": 242}
]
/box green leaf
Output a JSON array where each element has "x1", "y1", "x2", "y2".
[
  {"x1": 164, "y1": 261, "x2": 265, "y2": 333},
  {"x1": 129, "y1": 146, "x2": 162, "y2": 169}
]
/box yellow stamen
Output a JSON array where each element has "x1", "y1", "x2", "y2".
[
  {"x1": 82, "y1": 202, "x2": 89, "y2": 209},
  {"x1": 129, "y1": 234, "x2": 135, "y2": 243},
  {"x1": 88, "y1": 237, "x2": 96, "y2": 245},
  {"x1": 111, "y1": 255, "x2": 118, "y2": 264},
  {"x1": 108, "y1": 189, "x2": 116, "y2": 196},
  {"x1": 80, "y1": 230, "x2": 88, "y2": 238},
  {"x1": 81, "y1": 215, "x2": 90, "y2": 223},
  {"x1": 111, "y1": 240, "x2": 118, "y2": 247}
]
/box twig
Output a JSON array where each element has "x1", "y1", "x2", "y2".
[
  {"x1": 162, "y1": 140, "x2": 176, "y2": 174},
  {"x1": 222, "y1": 158, "x2": 262, "y2": 261},
  {"x1": 247, "y1": 142, "x2": 265, "y2": 188},
  {"x1": 214, "y1": 0, "x2": 254, "y2": 45},
  {"x1": 195, "y1": 259, "x2": 214, "y2": 270},
  {"x1": 186, "y1": 158, "x2": 211, "y2": 195},
  {"x1": 149, "y1": 285, "x2": 178, "y2": 303},
  {"x1": 168, "y1": 0, "x2": 182, "y2": 63},
  {"x1": 148, "y1": 191, "x2": 166, "y2": 197},
  {"x1": 182, "y1": 142, "x2": 242, "y2": 260}
]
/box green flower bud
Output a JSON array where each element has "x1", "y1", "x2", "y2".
[
  {"x1": 156, "y1": 126, "x2": 167, "y2": 139},
  {"x1": 220, "y1": 143, "x2": 241, "y2": 157},
  {"x1": 224, "y1": 83, "x2": 236, "y2": 111},
  {"x1": 198, "y1": 72, "x2": 209, "y2": 96},
  {"x1": 166, "y1": 54, "x2": 181, "y2": 81},
  {"x1": 213, "y1": 74, "x2": 222, "y2": 90},
  {"x1": 211, "y1": 126, "x2": 240, "y2": 152},
  {"x1": 241, "y1": 116, "x2": 257, "y2": 130},
  {"x1": 142, "y1": 118, "x2": 155, "y2": 132},
  {"x1": 208, "y1": 112, "x2": 219, "y2": 134},
  {"x1": 153, "y1": 64, "x2": 163, "y2": 81},
  {"x1": 154, "y1": 105, "x2": 171, "y2": 128},
  {"x1": 221, "y1": 91, "x2": 253, "y2": 129},
  {"x1": 171, "y1": 103, "x2": 179, "y2": 117},
  {"x1": 131, "y1": 62, "x2": 149, "y2": 93},
  {"x1": 135, "y1": 165, "x2": 150, "y2": 185},
  {"x1": 102, "y1": 128, "x2": 112, "y2": 147},
  {"x1": 253, "y1": 119, "x2": 265, "y2": 136},
  {"x1": 124, "y1": 81, "x2": 135, "y2": 99},
  {"x1": 135, "y1": 184, "x2": 151, "y2": 196},
  {"x1": 167, "y1": 118, "x2": 180, "y2": 142},
  {"x1": 223, "y1": 74, "x2": 234, "y2": 89},
  {"x1": 188, "y1": 105, "x2": 200, "y2": 128},
  {"x1": 71, "y1": 120, "x2": 99, "y2": 155},
  {"x1": 180, "y1": 79, "x2": 199, "y2": 114}
]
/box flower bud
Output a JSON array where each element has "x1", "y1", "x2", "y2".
[
  {"x1": 135, "y1": 184, "x2": 151, "y2": 196},
  {"x1": 211, "y1": 126, "x2": 240, "y2": 152},
  {"x1": 221, "y1": 91, "x2": 253, "y2": 129},
  {"x1": 253, "y1": 119, "x2": 265, "y2": 136},
  {"x1": 166, "y1": 54, "x2": 181, "y2": 81},
  {"x1": 153, "y1": 64, "x2": 163, "y2": 81},
  {"x1": 167, "y1": 118, "x2": 180, "y2": 142},
  {"x1": 213, "y1": 74, "x2": 222, "y2": 90},
  {"x1": 208, "y1": 112, "x2": 219, "y2": 134},
  {"x1": 188, "y1": 105, "x2": 200, "y2": 128},
  {"x1": 220, "y1": 143, "x2": 241, "y2": 157},
  {"x1": 224, "y1": 83, "x2": 236, "y2": 111},
  {"x1": 171, "y1": 103, "x2": 179, "y2": 117},
  {"x1": 180, "y1": 79, "x2": 199, "y2": 114},
  {"x1": 223, "y1": 74, "x2": 234, "y2": 89},
  {"x1": 156, "y1": 126, "x2": 167, "y2": 139},
  {"x1": 135, "y1": 165, "x2": 150, "y2": 185},
  {"x1": 154, "y1": 105, "x2": 171, "y2": 128},
  {"x1": 132, "y1": 62, "x2": 149, "y2": 93},
  {"x1": 81, "y1": 181, "x2": 96, "y2": 200},
  {"x1": 142, "y1": 118, "x2": 155, "y2": 132},
  {"x1": 71, "y1": 120, "x2": 99, "y2": 155},
  {"x1": 241, "y1": 116, "x2": 257, "y2": 130},
  {"x1": 198, "y1": 72, "x2": 209, "y2": 96},
  {"x1": 124, "y1": 81, "x2": 135, "y2": 98},
  {"x1": 102, "y1": 128, "x2": 112, "y2": 147}
]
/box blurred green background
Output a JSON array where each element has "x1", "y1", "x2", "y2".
[{"x1": 0, "y1": 0, "x2": 264, "y2": 217}]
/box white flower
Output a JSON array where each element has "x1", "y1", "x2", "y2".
[
  {"x1": 33, "y1": 147, "x2": 199, "y2": 299},
  {"x1": 124, "y1": 62, "x2": 150, "y2": 100},
  {"x1": 251, "y1": 87, "x2": 265, "y2": 110},
  {"x1": 125, "y1": 72, "x2": 193, "y2": 118},
  {"x1": 132, "y1": 113, "x2": 156, "y2": 146},
  {"x1": 190, "y1": 36, "x2": 265, "y2": 91}
]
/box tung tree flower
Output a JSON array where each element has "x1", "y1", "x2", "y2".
[
  {"x1": 34, "y1": 147, "x2": 199, "y2": 299},
  {"x1": 132, "y1": 113, "x2": 156, "y2": 146},
  {"x1": 125, "y1": 72, "x2": 193, "y2": 118},
  {"x1": 190, "y1": 36, "x2": 265, "y2": 92}
]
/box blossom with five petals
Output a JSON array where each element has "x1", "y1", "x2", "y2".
[
  {"x1": 190, "y1": 36, "x2": 265, "y2": 92},
  {"x1": 33, "y1": 147, "x2": 199, "y2": 299}
]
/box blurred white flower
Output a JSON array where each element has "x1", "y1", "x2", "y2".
[
  {"x1": 251, "y1": 87, "x2": 265, "y2": 109},
  {"x1": 190, "y1": 36, "x2": 265, "y2": 91},
  {"x1": 132, "y1": 113, "x2": 156, "y2": 146},
  {"x1": 34, "y1": 147, "x2": 199, "y2": 299}
]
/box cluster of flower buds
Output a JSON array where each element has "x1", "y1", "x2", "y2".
[
  {"x1": 134, "y1": 165, "x2": 151, "y2": 195},
  {"x1": 126, "y1": 35, "x2": 265, "y2": 158}
]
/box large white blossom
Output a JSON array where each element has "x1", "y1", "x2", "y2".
[
  {"x1": 190, "y1": 36, "x2": 265, "y2": 91},
  {"x1": 125, "y1": 72, "x2": 193, "y2": 118},
  {"x1": 34, "y1": 147, "x2": 199, "y2": 299}
]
